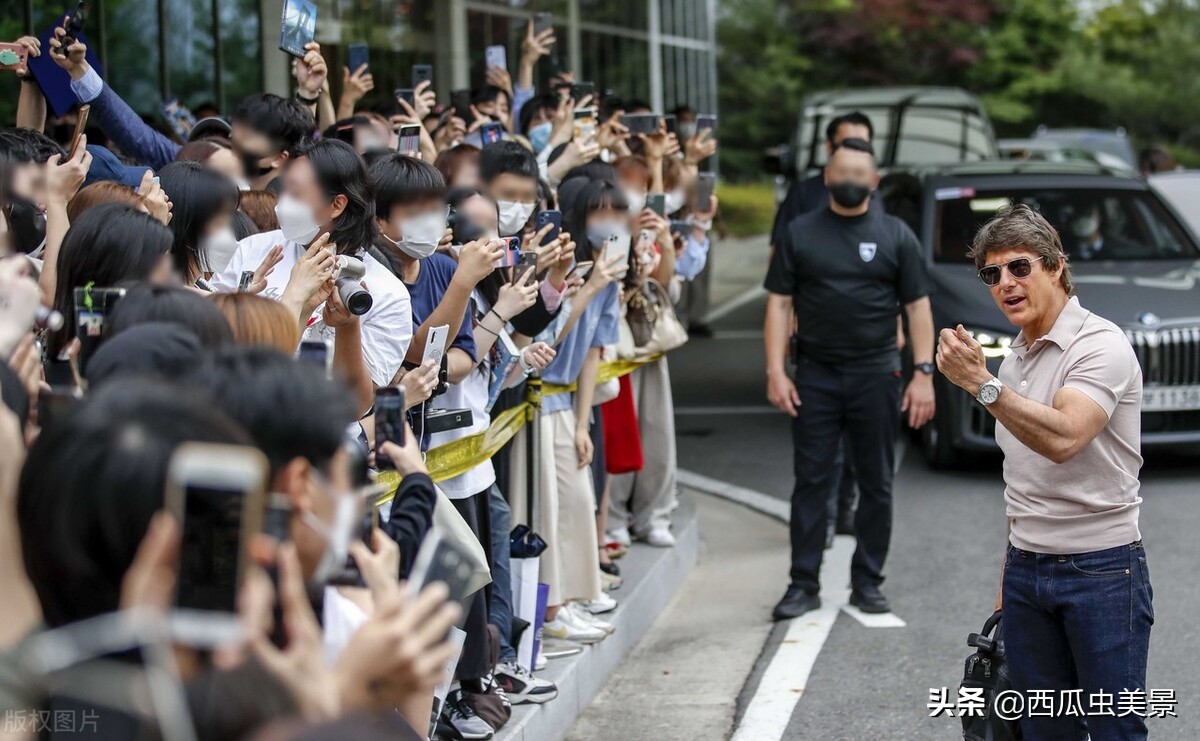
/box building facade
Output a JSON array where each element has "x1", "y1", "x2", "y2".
[{"x1": 9, "y1": 0, "x2": 716, "y2": 123}]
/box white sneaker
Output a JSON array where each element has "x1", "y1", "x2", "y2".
[
  {"x1": 581, "y1": 592, "x2": 618, "y2": 614},
  {"x1": 608, "y1": 527, "x2": 632, "y2": 547},
  {"x1": 543, "y1": 612, "x2": 605, "y2": 644},
  {"x1": 566, "y1": 603, "x2": 615, "y2": 635},
  {"x1": 642, "y1": 525, "x2": 676, "y2": 548}
]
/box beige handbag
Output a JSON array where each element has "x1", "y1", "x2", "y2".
[
  {"x1": 432, "y1": 486, "x2": 492, "y2": 597},
  {"x1": 638, "y1": 279, "x2": 688, "y2": 355}
]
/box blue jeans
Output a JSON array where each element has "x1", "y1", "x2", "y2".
[
  {"x1": 1002, "y1": 540, "x2": 1153, "y2": 741},
  {"x1": 488, "y1": 484, "x2": 517, "y2": 663}
]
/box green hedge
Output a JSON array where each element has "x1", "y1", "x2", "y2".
[{"x1": 716, "y1": 180, "x2": 776, "y2": 238}]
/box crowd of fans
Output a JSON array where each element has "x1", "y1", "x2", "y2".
[{"x1": 0, "y1": 16, "x2": 717, "y2": 741}]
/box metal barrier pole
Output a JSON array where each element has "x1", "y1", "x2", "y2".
[{"x1": 526, "y1": 373, "x2": 542, "y2": 533}]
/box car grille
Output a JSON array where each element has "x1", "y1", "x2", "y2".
[{"x1": 1123, "y1": 327, "x2": 1200, "y2": 386}]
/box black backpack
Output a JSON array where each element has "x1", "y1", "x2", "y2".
[{"x1": 960, "y1": 610, "x2": 1022, "y2": 741}]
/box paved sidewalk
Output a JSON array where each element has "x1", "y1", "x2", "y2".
[
  {"x1": 567, "y1": 492, "x2": 789, "y2": 741},
  {"x1": 705, "y1": 233, "x2": 770, "y2": 313}
]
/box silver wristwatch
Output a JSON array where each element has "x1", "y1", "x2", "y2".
[{"x1": 977, "y1": 377, "x2": 1003, "y2": 406}]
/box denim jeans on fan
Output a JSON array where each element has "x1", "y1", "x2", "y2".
[
  {"x1": 488, "y1": 484, "x2": 517, "y2": 663},
  {"x1": 1002, "y1": 541, "x2": 1153, "y2": 741}
]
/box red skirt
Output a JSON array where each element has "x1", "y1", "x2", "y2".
[{"x1": 601, "y1": 374, "x2": 643, "y2": 474}]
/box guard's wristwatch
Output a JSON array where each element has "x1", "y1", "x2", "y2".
[
  {"x1": 913, "y1": 362, "x2": 935, "y2": 376},
  {"x1": 977, "y1": 377, "x2": 1004, "y2": 406}
]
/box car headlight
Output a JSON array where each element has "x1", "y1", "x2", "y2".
[{"x1": 967, "y1": 328, "x2": 1014, "y2": 359}]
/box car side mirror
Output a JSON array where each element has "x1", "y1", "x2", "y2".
[{"x1": 762, "y1": 144, "x2": 792, "y2": 176}]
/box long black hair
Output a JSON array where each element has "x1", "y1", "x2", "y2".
[
  {"x1": 50, "y1": 204, "x2": 173, "y2": 355},
  {"x1": 106, "y1": 284, "x2": 235, "y2": 348},
  {"x1": 158, "y1": 160, "x2": 240, "y2": 279},
  {"x1": 561, "y1": 177, "x2": 628, "y2": 263},
  {"x1": 291, "y1": 138, "x2": 377, "y2": 254}
]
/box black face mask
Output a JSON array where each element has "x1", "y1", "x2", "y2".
[
  {"x1": 828, "y1": 182, "x2": 871, "y2": 209},
  {"x1": 7, "y1": 196, "x2": 47, "y2": 254}
]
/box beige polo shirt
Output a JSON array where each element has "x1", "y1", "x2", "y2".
[{"x1": 995, "y1": 295, "x2": 1143, "y2": 554}]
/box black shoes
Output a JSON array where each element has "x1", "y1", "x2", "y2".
[
  {"x1": 849, "y1": 584, "x2": 891, "y2": 614},
  {"x1": 772, "y1": 586, "x2": 821, "y2": 621}
]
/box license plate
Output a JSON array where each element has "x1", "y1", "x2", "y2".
[{"x1": 1142, "y1": 384, "x2": 1200, "y2": 412}]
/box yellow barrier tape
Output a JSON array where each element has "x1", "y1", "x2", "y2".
[{"x1": 374, "y1": 354, "x2": 662, "y2": 506}]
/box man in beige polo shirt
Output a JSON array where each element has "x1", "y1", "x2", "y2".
[{"x1": 937, "y1": 204, "x2": 1152, "y2": 741}]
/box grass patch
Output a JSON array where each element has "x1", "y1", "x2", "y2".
[{"x1": 717, "y1": 180, "x2": 776, "y2": 237}]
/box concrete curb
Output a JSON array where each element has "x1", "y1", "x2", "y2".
[{"x1": 495, "y1": 493, "x2": 700, "y2": 741}]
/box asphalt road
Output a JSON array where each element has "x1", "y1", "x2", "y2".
[{"x1": 669, "y1": 282, "x2": 1200, "y2": 739}]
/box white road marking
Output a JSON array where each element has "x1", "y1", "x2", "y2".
[
  {"x1": 842, "y1": 604, "x2": 907, "y2": 628},
  {"x1": 730, "y1": 535, "x2": 855, "y2": 741},
  {"x1": 703, "y1": 285, "x2": 766, "y2": 324},
  {"x1": 675, "y1": 405, "x2": 780, "y2": 416}
]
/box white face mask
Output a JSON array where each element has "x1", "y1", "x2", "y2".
[
  {"x1": 1071, "y1": 213, "x2": 1099, "y2": 239},
  {"x1": 497, "y1": 200, "x2": 536, "y2": 237},
  {"x1": 275, "y1": 193, "x2": 321, "y2": 244},
  {"x1": 302, "y1": 488, "x2": 359, "y2": 586},
  {"x1": 199, "y1": 226, "x2": 240, "y2": 273},
  {"x1": 664, "y1": 188, "x2": 687, "y2": 216},
  {"x1": 385, "y1": 207, "x2": 447, "y2": 259},
  {"x1": 623, "y1": 189, "x2": 647, "y2": 213}
]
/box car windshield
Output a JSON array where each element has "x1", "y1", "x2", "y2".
[
  {"x1": 1148, "y1": 173, "x2": 1200, "y2": 241},
  {"x1": 933, "y1": 187, "x2": 1198, "y2": 262},
  {"x1": 797, "y1": 105, "x2": 994, "y2": 171}
]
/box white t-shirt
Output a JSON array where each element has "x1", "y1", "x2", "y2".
[
  {"x1": 427, "y1": 291, "x2": 495, "y2": 500},
  {"x1": 322, "y1": 586, "x2": 368, "y2": 666},
  {"x1": 214, "y1": 230, "x2": 413, "y2": 386}
]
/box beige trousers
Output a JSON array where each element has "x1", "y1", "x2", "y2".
[{"x1": 537, "y1": 407, "x2": 602, "y2": 607}]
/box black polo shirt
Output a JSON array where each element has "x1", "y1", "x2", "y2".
[{"x1": 764, "y1": 204, "x2": 930, "y2": 372}]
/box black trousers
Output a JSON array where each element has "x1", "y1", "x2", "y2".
[
  {"x1": 789, "y1": 357, "x2": 901, "y2": 593},
  {"x1": 450, "y1": 489, "x2": 493, "y2": 681}
]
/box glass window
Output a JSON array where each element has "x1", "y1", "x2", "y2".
[
  {"x1": 579, "y1": 0, "x2": 647, "y2": 31},
  {"x1": 934, "y1": 188, "x2": 1198, "y2": 262},
  {"x1": 579, "y1": 31, "x2": 649, "y2": 104},
  {"x1": 218, "y1": 0, "x2": 263, "y2": 113}
]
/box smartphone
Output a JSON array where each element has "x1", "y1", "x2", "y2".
[
  {"x1": 278, "y1": 0, "x2": 317, "y2": 58},
  {"x1": 663, "y1": 114, "x2": 677, "y2": 136},
  {"x1": 411, "y1": 64, "x2": 433, "y2": 89},
  {"x1": 516, "y1": 250, "x2": 539, "y2": 277},
  {"x1": 646, "y1": 192, "x2": 666, "y2": 217},
  {"x1": 422, "y1": 324, "x2": 450, "y2": 368},
  {"x1": 374, "y1": 387, "x2": 405, "y2": 470},
  {"x1": 73, "y1": 284, "x2": 125, "y2": 375},
  {"x1": 574, "y1": 108, "x2": 596, "y2": 142},
  {"x1": 297, "y1": 338, "x2": 332, "y2": 378},
  {"x1": 570, "y1": 260, "x2": 594, "y2": 279},
  {"x1": 480, "y1": 122, "x2": 504, "y2": 146},
  {"x1": 604, "y1": 233, "x2": 632, "y2": 276},
  {"x1": 397, "y1": 124, "x2": 421, "y2": 156},
  {"x1": 669, "y1": 219, "x2": 690, "y2": 236},
  {"x1": 535, "y1": 209, "x2": 562, "y2": 243},
  {"x1": 37, "y1": 385, "x2": 81, "y2": 430},
  {"x1": 167, "y1": 443, "x2": 267, "y2": 620},
  {"x1": 326, "y1": 495, "x2": 379, "y2": 587},
  {"x1": 408, "y1": 526, "x2": 477, "y2": 609},
  {"x1": 0, "y1": 43, "x2": 30, "y2": 74},
  {"x1": 346, "y1": 43, "x2": 369, "y2": 74},
  {"x1": 238, "y1": 270, "x2": 254, "y2": 292},
  {"x1": 695, "y1": 172, "x2": 716, "y2": 211},
  {"x1": 394, "y1": 88, "x2": 415, "y2": 109},
  {"x1": 485, "y1": 45, "x2": 507, "y2": 71},
  {"x1": 451, "y1": 89, "x2": 472, "y2": 118},
  {"x1": 696, "y1": 114, "x2": 717, "y2": 133},
  {"x1": 495, "y1": 236, "x2": 521, "y2": 268},
  {"x1": 58, "y1": 1, "x2": 88, "y2": 52},
  {"x1": 570, "y1": 81, "x2": 595, "y2": 103},
  {"x1": 621, "y1": 113, "x2": 660, "y2": 135},
  {"x1": 533, "y1": 12, "x2": 554, "y2": 36},
  {"x1": 67, "y1": 104, "x2": 90, "y2": 161}
]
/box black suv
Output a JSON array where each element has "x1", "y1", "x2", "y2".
[{"x1": 880, "y1": 161, "x2": 1200, "y2": 466}]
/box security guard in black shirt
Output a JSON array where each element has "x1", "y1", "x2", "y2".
[{"x1": 764, "y1": 138, "x2": 936, "y2": 620}]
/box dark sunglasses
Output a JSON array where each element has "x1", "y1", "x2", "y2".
[{"x1": 978, "y1": 256, "x2": 1045, "y2": 286}]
